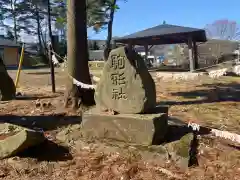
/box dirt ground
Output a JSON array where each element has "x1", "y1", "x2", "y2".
[{"x1": 0, "y1": 68, "x2": 239, "y2": 180}]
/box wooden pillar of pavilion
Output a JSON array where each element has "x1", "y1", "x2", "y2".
[
  {"x1": 188, "y1": 36, "x2": 195, "y2": 72},
  {"x1": 144, "y1": 45, "x2": 148, "y2": 63},
  {"x1": 193, "y1": 40, "x2": 199, "y2": 69},
  {"x1": 112, "y1": 40, "x2": 116, "y2": 49},
  {"x1": 127, "y1": 43, "x2": 133, "y2": 52}
]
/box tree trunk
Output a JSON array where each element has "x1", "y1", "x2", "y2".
[
  {"x1": 104, "y1": 0, "x2": 117, "y2": 61},
  {"x1": 39, "y1": 21, "x2": 47, "y2": 55},
  {"x1": 11, "y1": 0, "x2": 17, "y2": 43},
  {"x1": 40, "y1": 28, "x2": 47, "y2": 54},
  {"x1": 64, "y1": 0, "x2": 95, "y2": 109},
  {"x1": 36, "y1": 8, "x2": 48, "y2": 65},
  {"x1": 36, "y1": 8, "x2": 44, "y2": 56},
  {"x1": 47, "y1": 0, "x2": 56, "y2": 93},
  {"x1": 39, "y1": 27, "x2": 49, "y2": 64},
  {"x1": 13, "y1": 14, "x2": 17, "y2": 43}
]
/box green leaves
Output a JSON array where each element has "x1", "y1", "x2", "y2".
[
  {"x1": 0, "y1": 0, "x2": 126, "y2": 42},
  {"x1": 114, "y1": 4, "x2": 120, "y2": 10},
  {"x1": 0, "y1": 0, "x2": 48, "y2": 39},
  {"x1": 51, "y1": 0, "x2": 122, "y2": 33}
]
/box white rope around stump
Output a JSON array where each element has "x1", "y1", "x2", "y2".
[
  {"x1": 51, "y1": 52, "x2": 98, "y2": 89},
  {"x1": 188, "y1": 122, "x2": 240, "y2": 144}
]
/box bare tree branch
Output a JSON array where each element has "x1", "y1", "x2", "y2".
[{"x1": 205, "y1": 19, "x2": 240, "y2": 41}]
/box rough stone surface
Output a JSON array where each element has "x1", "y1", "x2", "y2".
[
  {"x1": 94, "y1": 46, "x2": 156, "y2": 114},
  {"x1": 165, "y1": 133, "x2": 194, "y2": 170},
  {"x1": 0, "y1": 127, "x2": 45, "y2": 159},
  {"x1": 81, "y1": 108, "x2": 168, "y2": 145},
  {"x1": 58, "y1": 119, "x2": 194, "y2": 170},
  {"x1": 0, "y1": 58, "x2": 16, "y2": 101},
  {"x1": 0, "y1": 123, "x2": 24, "y2": 134}
]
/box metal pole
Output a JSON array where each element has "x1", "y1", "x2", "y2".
[
  {"x1": 47, "y1": 0, "x2": 56, "y2": 93},
  {"x1": 15, "y1": 43, "x2": 24, "y2": 88}
]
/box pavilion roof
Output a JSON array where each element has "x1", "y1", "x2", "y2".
[{"x1": 115, "y1": 24, "x2": 207, "y2": 45}]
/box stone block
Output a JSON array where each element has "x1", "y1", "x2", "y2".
[
  {"x1": 81, "y1": 108, "x2": 168, "y2": 145},
  {"x1": 164, "y1": 133, "x2": 195, "y2": 170}
]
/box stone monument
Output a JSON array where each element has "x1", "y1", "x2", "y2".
[
  {"x1": 94, "y1": 46, "x2": 156, "y2": 114},
  {"x1": 82, "y1": 47, "x2": 195, "y2": 169}
]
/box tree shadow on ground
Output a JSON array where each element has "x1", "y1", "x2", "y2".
[
  {"x1": 145, "y1": 106, "x2": 169, "y2": 114},
  {"x1": 26, "y1": 72, "x2": 57, "y2": 75},
  {"x1": 174, "y1": 82, "x2": 240, "y2": 101},
  {"x1": 152, "y1": 117, "x2": 211, "y2": 145},
  {"x1": 15, "y1": 95, "x2": 58, "y2": 101},
  {"x1": 157, "y1": 82, "x2": 240, "y2": 106},
  {"x1": 18, "y1": 139, "x2": 73, "y2": 162},
  {"x1": 225, "y1": 72, "x2": 240, "y2": 77},
  {"x1": 0, "y1": 115, "x2": 82, "y2": 131},
  {"x1": 148, "y1": 68, "x2": 189, "y2": 72},
  {"x1": 225, "y1": 144, "x2": 240, "y2": 151},
  {"x1": 157, "y1": 99, "x2": 209, "y2": 106}
]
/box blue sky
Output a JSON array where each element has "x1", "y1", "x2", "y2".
[{"x1": 88, "y1": 0, "x2": 240, "y2": 39}]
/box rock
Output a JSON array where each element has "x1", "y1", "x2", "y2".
[
  {"x1": 0, "y1": 128, "x2": 45, "y2": 159},
  {"x1": 94, "y1": 46, "x2": 156, "y2": 114},
  {"x1": 7, "y1": 157, "x2": 31, "y2": 171},
  {"x1": 164, "y1": 133, "x2": 195, "y2": 170},
  {"x1": 0, "y1": 58, "x2": 16, "y2": 101},
  {"x1": 56, "y1": 124, "x2": 82, "y2": 143},
  {"x1": 0, "y1": 123, "x2": 24, "y2": 135}
]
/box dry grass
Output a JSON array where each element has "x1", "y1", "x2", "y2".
[
  {"x1": 0, "y1": 68, "x2": 239, "y2": 179},
  {"x1": 0, "y1": 140, "x2": 185, "y2": 180},
  {"x1": 153, "y1": 74, "x2": 240, "y2": 133}
]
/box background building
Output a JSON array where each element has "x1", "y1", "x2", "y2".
[{"x1": 0, "y1": 35, "x2": 20, "y2": 67}]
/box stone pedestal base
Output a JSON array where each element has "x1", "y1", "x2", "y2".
[{"x1": 81, "y1": 107, "x2": 169, "y2": 145}]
